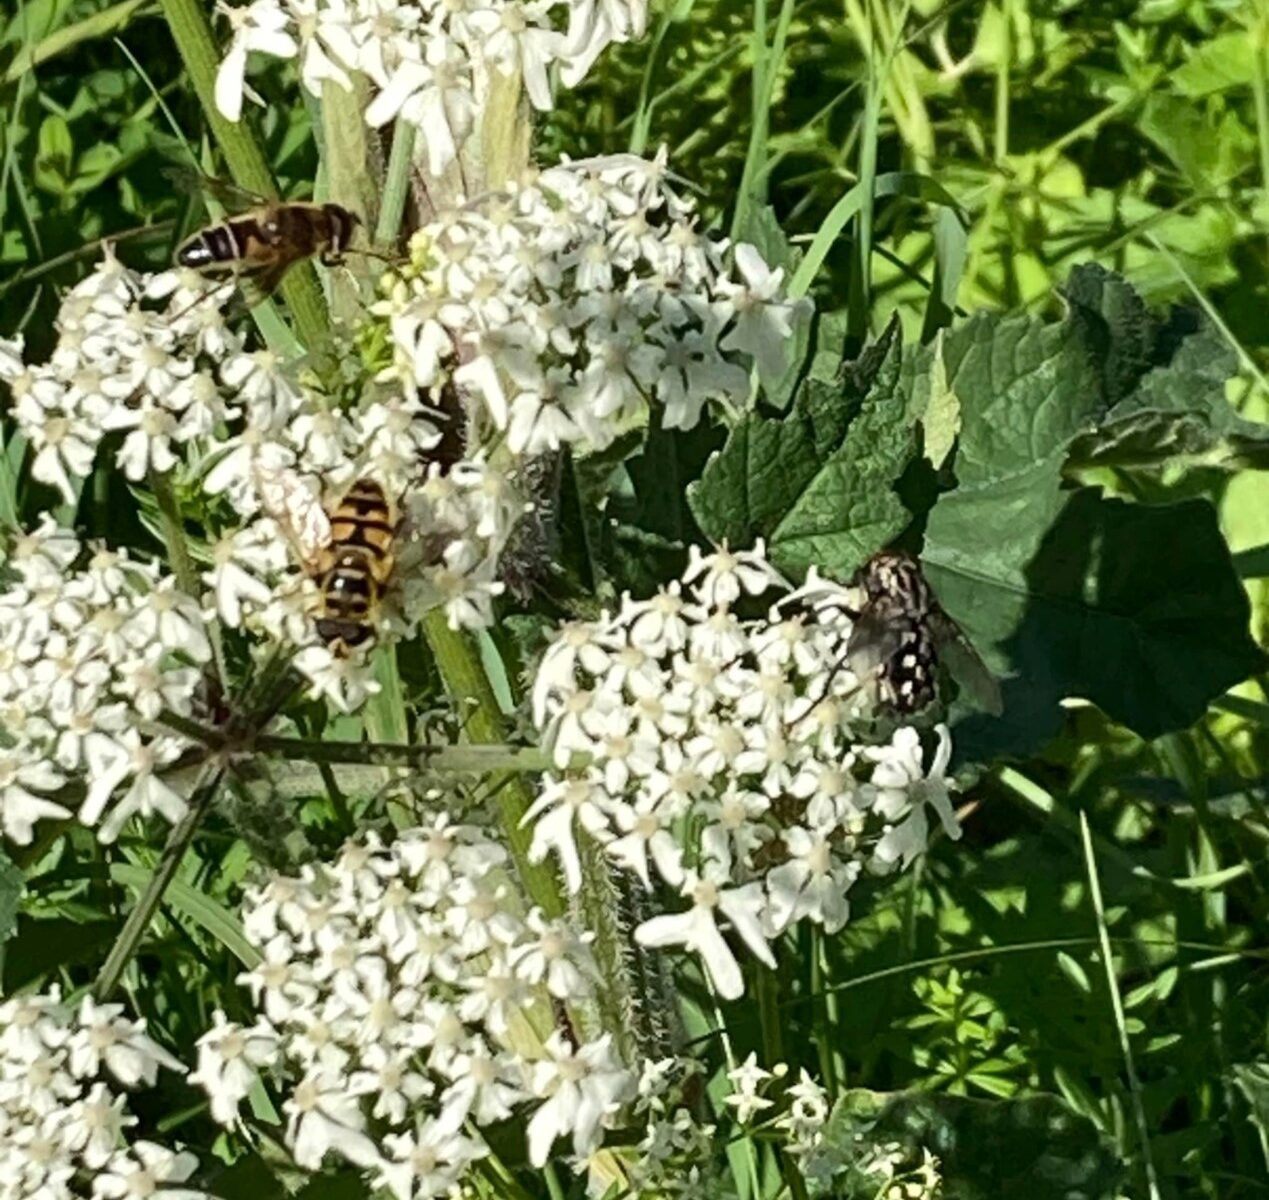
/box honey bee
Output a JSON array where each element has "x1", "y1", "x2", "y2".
[
  {"x1": 840, "y1": 551, "x2": 1002, "y2": 716},
  {"x1": 176, "y1": 200, "x2": 361, "y2": 298}
]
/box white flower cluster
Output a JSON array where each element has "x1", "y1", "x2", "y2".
[
  {"x1": 527, "y1": 543, "x2": 960, "y2": 1000},
  {"x1": 214, "y1": 0, "x2": 646, "y2": 170},
  {"x1": 0, "y1": 516, "x2": 210, "y2": 845},
  {"x1": 729, "y1": 1059, "x2": 943, "y2": 1200},
  {"x1": 0, "y1": 988, "x2": 203, "y2": 1200},
  {"x1": 0, "y1": 254, "x2": 525, "y2": 712},
  {"x1": 192, "y1": 818, "x2": 636, "y2": 1195},
  {"x1": 373, "y1": 153, "x2": 800, "y2": 455}
]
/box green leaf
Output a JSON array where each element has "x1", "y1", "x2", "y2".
[
  {"x1": 828, "y1": 1089, "x2": 1124, "y2": 1200},
  {"x1": 34, "y1": 113, "x2": 73, "y2": 195},
  {"x1": 1171, "y1": 32, "x2": 1256, "y2": 97},
  {"x1": 921, "y1": 331, "x2": 961, "y2": 470},
  {"x1": 1060, "y1": 263, "x2": 1266, "y2": 471},
  {"x1": 0, "y1": 847, "x2": 23, "y2": 948},
  {"x1": 688, "y1": 316, "x2": 915, "y2": 579},
  {"x1": 1232, "y1": 1062, "x2": 1269, "y2": 1172},
  {"x1": 937, "y1": 490, "x2": 1265, "y2": 760},
  {"x1": 2, "y1": 0, "x2": 153, "y2": 83},
  {"x1": 108, "y1": 864, "x2": 261, "y2": 968}
]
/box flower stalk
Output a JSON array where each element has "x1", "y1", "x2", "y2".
[
  {"x1": 423, "y1": 610, "x2": 565, "y2": 917},
  {"x1": 95, "y1": 764, "x2": 226, "y2": 999}
]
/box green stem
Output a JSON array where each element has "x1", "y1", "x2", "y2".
[
  {"x1": 994, "y1": 0, "x2": 1010, "y2": 165},
  {"x1": 1250, "y1": 13, "x2": 1269, "y2": 269},
  {"x1": 423, "y1": 611, "x2": 565, "y2": 917},
  {"x1": 375, "y1": 122, "x2": 417, "y2": 252},
  {"x1": 1079, "y1": 812, "x2": 1163, "y2": 1200},
  {"x1": 254, "y1": 733, "x2": 561, "y2": 773},
  {"x1": 156, "y1": 0, "x2": 329, "y2": 351},
  {"x1": 95, "y1": 766, "x2": 226, "y2": 999},
  {"x1": 148, "y1": 467, "x2": 227, "y2": 685},
  {"x1": 543, "y1": 1164, "x2": 567, "y2": 1200}
]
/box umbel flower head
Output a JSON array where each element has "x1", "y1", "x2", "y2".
[
  {"x1": 0, "y1": 516, "x2": 211, "y2": 846},
  {"x1": 191, "y1": 819, "x2": 636, "y2": 1188},
  {"x1": 213, "y1": 0, "x2": 648, "y2": 173},
  {"x1": 0, "y1": 249, "x2": 523, "y2": 717},
  {"x1": 0, "y1": 986, "x2": 202, "y2": 1200},
  {"x1": 372, "y1": 152, "x2": 805, "y2": 455},
  {"x1": 527, "y1": 543, "x2": 960, "y2": 999}
]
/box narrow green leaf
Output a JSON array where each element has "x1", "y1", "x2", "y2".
[
  {"x1": 108, "y1": 863, "x2": 261, "y2": 969},
  {"x1": 3, "y1": 0, "x2": 153, "y2": 83}
]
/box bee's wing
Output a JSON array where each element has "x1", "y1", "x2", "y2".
[
  {"x1": 163, "y1": 164, "x2": 268, "y2": 213},
  {"x1": 929, "y1": 610, "x2": 1003, "y2": 716}
]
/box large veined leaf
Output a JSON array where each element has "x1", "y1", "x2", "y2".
[
  {"x1": 933, "y1": 490, "x2": 1264, "y2": 760},
  {"x1": 826, "y1": 1089, "x2": 1123, "y2": 1200},
  {"x1": 1060, "y1": 264, "x2": 1269, "y2": 471},
  {"x1": 688, "y1": 316, "x2": 915, "y2": 579}
]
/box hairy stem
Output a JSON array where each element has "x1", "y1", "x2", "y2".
[
  {"x1": 156, "y1": 0, "x2": 329, "y2": 350},
  {"x1": 423, "y1": 611, "x2": 565, "y2": 917},
  {"x1": 375, "y1": 122, "x2": 417, "y2": 252},
  {"x1": 95, "y1": 765, "x2": 226, "y2": 999}
]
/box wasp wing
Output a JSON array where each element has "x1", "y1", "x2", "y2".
[{"x1": 929, "y1": 610, "x2": 1003, "y2": 716}]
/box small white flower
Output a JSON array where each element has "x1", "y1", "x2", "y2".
[
  {"x1": 635, "y1": 869, "x2": 775, "y2": 1000},
  {"x1": 524, "y1": 1032, "x2": 633, "y2": 1167}
]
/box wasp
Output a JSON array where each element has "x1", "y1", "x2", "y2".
[
  {"x1": 307, "y1": 478, "x2": 400, "y2": 656},
  {"x1": 176, "y1": 199, "x2": 361, "y2": 299},
  {"x1": 838, "y1": 551, "x2": 1002, "y2": 716}
]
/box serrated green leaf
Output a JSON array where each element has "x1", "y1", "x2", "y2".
[
  {"x1": 0, "y1": 847, "x2": 23, "y2": 948},
  {"x1": 827, "y1": 1089, "x2": 1123, "y2": 1199},
  {"x1": 1171, "y1": 32, "x2": 1256, "y2": 97},
  {"x1": 688, "y1": 317, "x2": 915, "y2": 579}
]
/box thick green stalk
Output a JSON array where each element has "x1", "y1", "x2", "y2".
[
  {"x1": 375, "y1": 123, "x2": 417, "y2": 252},
  {"x1": 95, "y1": 766, "x2": 226, "y2": 999},
  {"x1": 423, "y1": 611, "x2": 565, "y2": 917},
  {"x1": 157, "y1": 0, "x2": 329, "y2": 350}
]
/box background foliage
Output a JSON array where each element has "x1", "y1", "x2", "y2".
[{"x1": 4, "y1": 0, "x2": 1269, "y2": 1198}]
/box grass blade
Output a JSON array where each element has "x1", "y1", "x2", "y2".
[{"x1": 1079, "y1": 810, "x2": 1162, "y2": 1200}]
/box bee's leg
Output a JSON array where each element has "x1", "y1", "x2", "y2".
[{"x1": 320, "y1": 250, "x2": 345, "y2": 267}]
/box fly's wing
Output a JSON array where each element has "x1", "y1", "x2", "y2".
[
  {"x1": 239, "y1": 259, "x2": 293, "y2": 302},
  {"x1": 930, "y1": 610, "x2": 1004, "y2": 716},
  {"x1": 163, "y1": 164, "x2": 268, "y2": 213},
  {"x1": 844, "y1": 602, "x2": 908, "y2": 679},
  {"x1": 253, "y1": 464, "x2": 332, "y2": 571}
]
